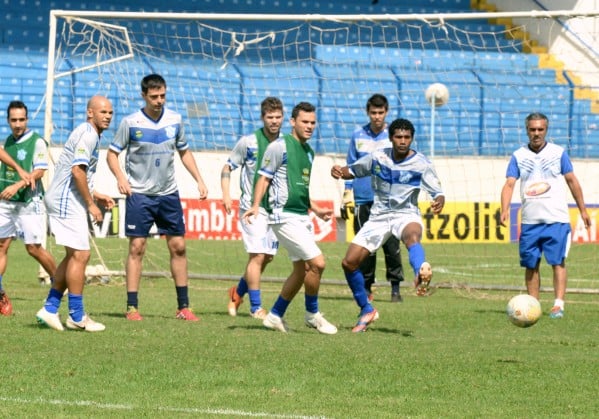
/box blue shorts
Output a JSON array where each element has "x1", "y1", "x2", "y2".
[
  {"x1": 519, "y1": 223, "x2": 571, "y2": 268},
  {"x1": 125, "y1": 192, "x2": 185, "y2": 237}
]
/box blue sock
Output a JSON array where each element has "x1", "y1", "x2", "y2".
[
  {"x1": 305, "y1": 294, "x2": 318, "y2": 314},
  {"x1": 175, "y1": 286, "x2": 189, "y2": 310},
  {"x1": 407, "y1": 243, "x2": 426, "y2": 277},
  {"x1": 237, "y1": 277, "x2": 248, "y2": 297},
  {"x1": 345, "y1": 269, "x2": 373, "y2": 313},
  {"x1": 248, "y1": 289, "x2": 262, "y2": 312},
  {"x1": 44, "y1": 288, "x2": 64, "y2": 314},
  {"x1": 127, "y1": 291, "x2": 139, "y2": 308},
  {"x1": 67, "y1": 293, "x2": 84, "y2": 322},
  {"x1": 0, "y1": 274, "x2": 3, "y2": 292},
  {"x1": 271, "y1": 295, "x2": 290, "y2": 318}
]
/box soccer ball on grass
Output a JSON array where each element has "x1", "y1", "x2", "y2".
[
  {"x1": 506, "y1": 294, "x2": 542, "y2": 327},
  {"x1": 425, "y1": 82, "x2": 450, "y2": 107}
]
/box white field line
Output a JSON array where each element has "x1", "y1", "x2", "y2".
[{"x1": 0, "y1": 397, "x2": 326, "y2": 418}]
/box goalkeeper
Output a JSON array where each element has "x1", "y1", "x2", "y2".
[{"x1": 343, "y1": 94, "x2": 405, "y2": 302}]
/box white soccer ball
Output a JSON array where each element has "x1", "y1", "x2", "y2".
[
  {"x1": 425, "y1": 82, "x2": 450, "y2": 107},
  {"x1": 506, "y1": 294, "x2": 542, "y2": 328}
]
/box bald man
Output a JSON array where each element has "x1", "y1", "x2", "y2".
[{"x1": 36, "y1": 95, "x2": 116, "y2": 332}]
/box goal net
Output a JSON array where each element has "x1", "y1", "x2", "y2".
[{"x1": 44, "y1": 10, "x2": 599, "y2": 293}]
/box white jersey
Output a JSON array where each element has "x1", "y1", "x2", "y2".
[
  {"x1": 506, "y1": 142, "x2": 572, "y2": 224},
  {"x1": 349, "y1": 147, "x2": 444, "y2": 217},
  {"x1": 110, "y1": 108, "x2": 187, "y2": 196},
  {"x1": 45, "y1": 122, "x2": 100, "y2": 219},
  {"x1": 226, "y1": 129, "x2": 280, "y2": 212}
]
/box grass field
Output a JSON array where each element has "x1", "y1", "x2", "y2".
[{"x1": 1, "y1": 240, "x2": 598, "y2": 418}]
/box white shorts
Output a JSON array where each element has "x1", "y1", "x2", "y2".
[
  {"x1": 352, "y1": 213, "x2": 424, "y2": 253},
  {"x1": 48, "y1": 215, "x2": 90, "y2": 250},
  {"x1": 239, "y1": 210, "x2": 278, "y2": 255},
  {"x1": 0, "y1": 199, "x2": 47, "y2": 244},
  {"x1": 271, "y1": 214, "x2": 321, "y2": 262}
]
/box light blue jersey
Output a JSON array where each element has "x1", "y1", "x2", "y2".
[
  {"x1": 110, "y1": 108, "x2": 187, "y2": 196},
  {"x1": 44, "y1": 122, "x2": 100, "y2": 219},
  {"x1": 349, "y1": 147, "x2": 443, "y2": 217},
  {"x1": 506, "y1": 142, "x2": 572, "y2": 224},
  {"x1": 345, "y1": 123, "x2": 389, "y2": 205}
]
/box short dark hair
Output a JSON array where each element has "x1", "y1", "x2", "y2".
[
  {"x1": 388, "y1": 118, "x2": 415, "y2": 138},
  {"x1": 366, "y1": 94, "x2": 388, "y2": 111},
  {"x1": 525, "y1": 112, "x2": 549, "y2": 128},
  {"x1": 7, "y1": 100, "x2": 27, "y2": 118},
  {"x1": 141, "y1": 74, "x2": 167, "y2": 93},
  {"x1": 291, "y1": 101, "x2": 316, "y2": 119},
  {"x1": 261, "y1": 97, "x2": 284, "y2": 116}
]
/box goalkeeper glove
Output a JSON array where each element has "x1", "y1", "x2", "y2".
[{"x1": 340, "y1": 189, "x2": 354, "y2": 220}]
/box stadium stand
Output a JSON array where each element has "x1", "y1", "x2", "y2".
[{"x1": 1, "y1": 0, "x2": 598, "y2": 157}]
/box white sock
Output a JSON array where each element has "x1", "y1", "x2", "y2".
[{"x1": 553, "y1": 299, "x2": 565, "y2": 310}]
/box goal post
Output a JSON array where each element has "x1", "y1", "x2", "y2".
[{"x1": 44, "y1": 9, "x2": 599, "y2": 293}]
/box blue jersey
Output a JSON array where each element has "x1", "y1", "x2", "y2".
[
  {"x1": 345, "y1": 123, "x2": 390, "y2": 204},
  {"x1": 349, "y1": 147, "x2": 443, "y2": 217},
  {"x1": 506, "y1": 142, "x2": 572, "y2": 224},
  {"x1": 110, "y1": 108, "x2": 187, "y2": 196}
]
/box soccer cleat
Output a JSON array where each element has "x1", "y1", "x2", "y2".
[
  {"x1": 126, "y1": 306, "x2": 143, "y2": 321},
  {"x1": 391, "y1": 292, "x2": 403, "y2": 303},
  {"x1": 415, "y1": 262, "x2": 433, "y2": 296},
  {"x1": 66, "y1": 314, "x2": 106, "y2": 332},
  {"x1": 263, "y1": 311, "x2": 289, "y2": 333},
  {"x1": 176, "y1": 307, "x2": 199, "y2": 321},
  {"x1": 227, "y1": 286, "x2": 243, "y2": 316},
  {"x1": 250, "y1": 307, "x2": 268, "y2": 320},
  {"x1": 305, "y1": 311, "x2": 338, "y2": 335},
  {"x1": 36, "y1": 307, "x2": 64, "y2": 331},
  {"x1": 352, "y1": 309, "x2": 379, "y2": 333},
  {"x1": 0, "y1": 292, "x2": 13, "y2": 316},
  {"x1": 549, "y1": 306, "x2": 564, "y2": 319}
]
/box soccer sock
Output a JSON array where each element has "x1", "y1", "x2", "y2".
[
  {"x1": 67, "y1": 293, "x2": 84, "y2": 322},
  {"x1": 248, "y1": 289, "x2": 262, "y2": 312},
  {"x1": 175, "y1": 286, "x2": 189, "y2": 310},
  {"x1": 554, "y1": 298, "x2": 565, "y2": 310},
  {"x1": 127, "y1": 291, "x2": 139, "y2": 309},
  {"x1": 407, "y1": 243, "x2": 426, "y2": 277},
  {"x1": 271, "y1": 295, "x2": 290, "y2": 318},
  {"x1": 391, "y1": 281, "x2": 400, "y2": 294},
  {"x1": 0, "y1": 274, "x2": 3, "y2": 292},
  {"x1": 237, "y1": 277, "x2": 249, "y2": 297},
  {"x1": 345, "y1": 269, "x2": 372, "y2": 311},
  {"x1": 304, "y1": 294, "x2": 318, "y2": 314},
  {"x1": 44, "y1": 288, "x2": 64, "y2": 314}
]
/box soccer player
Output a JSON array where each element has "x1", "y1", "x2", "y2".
[
  {"x1": 331, "y1": 118, "x2": 445, "y2": 332},
  {"x1": 0, "y1": 101, "x2": 57, "y2": 317},
  {"x1": 342, "y1": 94, "x2": 405, "y2": 302},
  {"x1": 242, "y1": 102, "x2": 337, "y2": 334},
  {"x1": 500, "y1": 112, "x2": 590, "y2": 319},
  {"x1": 36, "y1": 95, "x2": 115, "y2": 332},
  {"x1": 107, "y1": 73, "x2": 208, "y2": 322},
  {"x1": 221, "y1": 97, "x2": 283, "y2": 320}
]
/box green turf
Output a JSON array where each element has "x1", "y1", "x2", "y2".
[{"x1": 1, "y1": 241, "x2": 598, "y2": 418}]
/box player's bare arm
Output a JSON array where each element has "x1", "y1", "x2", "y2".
[
  {"x1": 330, "y1": 164, "x2": 353, "y2": 180},
  {"x1": 72, "y1": 164, "x2": 103, "y2": 223},
  {"x1": 106, "y1": 149, "x2": 132, "y2": 196},
  {"x1": 564, "y1": 172, "x2": 591, "y2": 229},
  {"x1": 179, "y1": 149, "x2": 208, "y2": 200},
  {"x1": 500, "y1": 177, "x2": 517, "y2": 227},
  {"x1": 242, "y1": 175, "x2": 270, "y2": 224},
  {"x1": 220, "y1": 164, "x2": 233, "y2": 214}
]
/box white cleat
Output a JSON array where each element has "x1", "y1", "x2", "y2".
[
  {"x1": 305, "y1": 311, "x2": 337, "y2": 335},
  {"x1": 36, "y1": 307, "x2": 64, "y2": 331},
  {"x1": 263, "y1": 311, "x2": 289, "y2": 333},
  {"x1": 66, "y1": 314, "x2": 106, "y2": 332}
]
